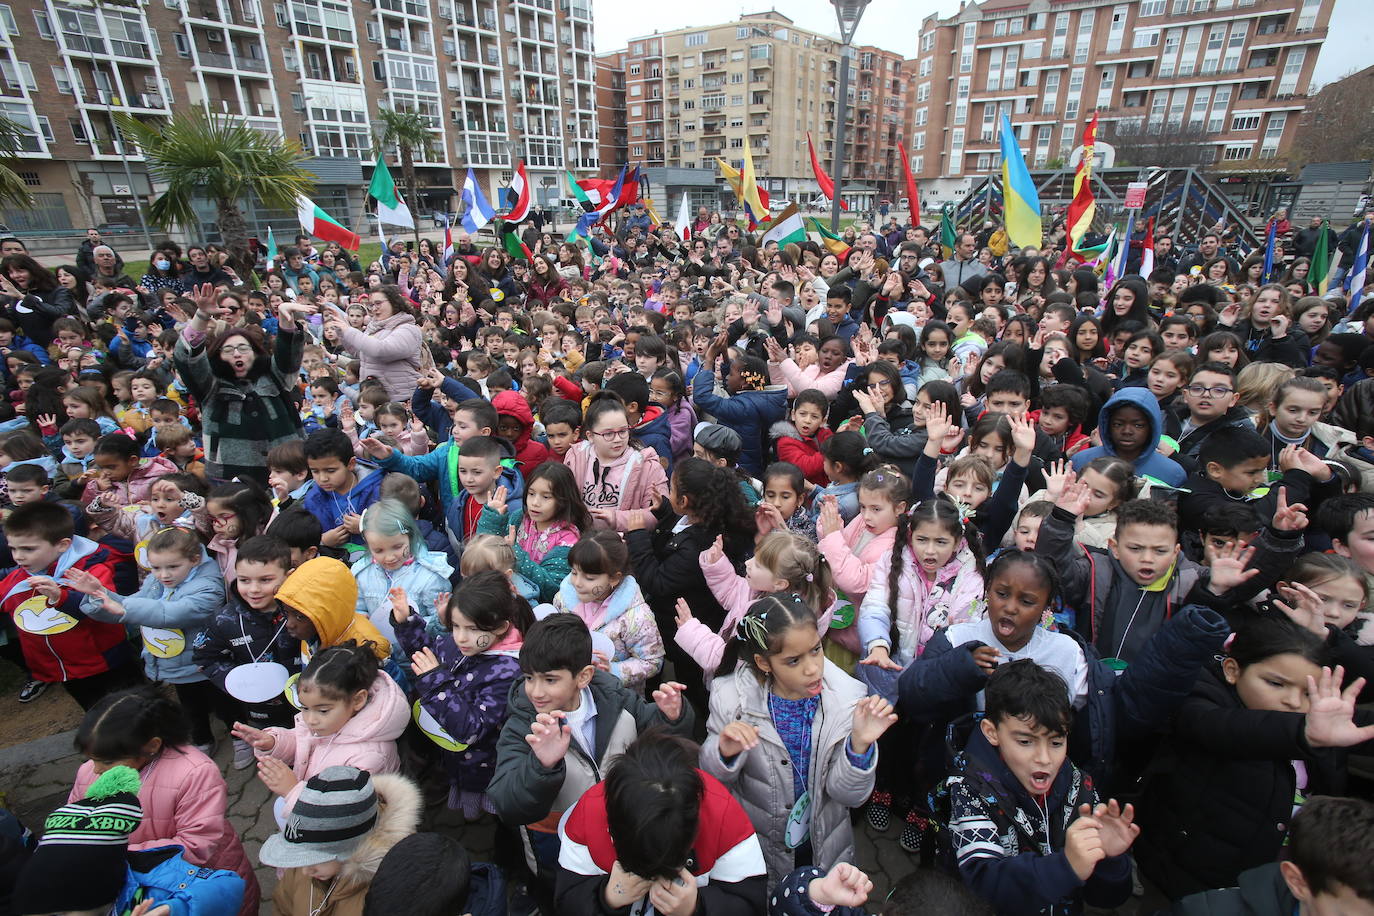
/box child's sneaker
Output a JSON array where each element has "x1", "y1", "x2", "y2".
[
  {"x1": 232, "y1": 739, "x2": 254, "y2": 770},
  {"x1": 866, "y1": 790, "x2": 892, "y2": 831},
  {"x1": 17, "y1": 679, "x2": 46, "y2": 703},
  {"x1": 900, "y1": 811, "x2": 926, "y2": 853}
]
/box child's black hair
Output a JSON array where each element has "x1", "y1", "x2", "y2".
[
  {"x1": 266, "y1": 507, "x2": 324, "y2": 551},
  {"x1": 820, "y1": 430, "x2": 879, "y2": 480},
  {"x1": 1227, "y1": 616, "x2": 1330, "y2": 669},
  {"x1": 1198, "y1": 502, "x2": 1263, "y2": 540},
  {"x1": 5, "y1": 463, "x2": 48, "y2": 486},
  {"x1": 93, "y1": 431, "x2": 140, "y2": 460},
  {"x1": 300, "y1": 639, "x2": 380, "y2": 700},
  {"x1": 1198, "y1": 426, "x2": 1269, "y2": 471},
  {"x1": 1190, "y1": 358, "x2": 1241, "y2": 385},
  {"x1": 919, "y1": 379, "x2": 962, "y2": 423},
  {"x1": 455, "y1": 398, "x2": 498, "y2": 433},
  {"x1": 1289, "y1": 796, "x2": 1374, "y2": 904},
  {"x1": 457, "y1": 434, "x2": 502, "y2": 466},
  {"x1": 363, "y1": 834, "x2": 471, "y2": 916},
  {"x1": 984, "y1": 659, "x2": 1073, "y2": 737},
  {"x1": 717, "y1": 594, "x2": 818, "y2": 680},
  {"x1": 1158, "y1": 314, "x2": 1197, "y2": 340},
  {"x1": 60, "y1": 418, "x2": 102, "y2": 440},
  {"x1": 881, "y1": 869, "x2": 994, "y2": 916},
  {"x1": 651, "y1": 366, "x2": 686, "y2": 405},
  {"x1": 75, "y1": 686, "x2": 191, "y2": 759},
  {"x1": 4, "y1": 500, "x2": 73, "y2": 543},
  {"x1": 604, "y1": 729, "x2": 703, "y2": 881},
  {"x1": 671, "y1": 456, "x2": 755, "y2": 537},
  {"x1": 267, "y1": 439, "x2": 308, "y2": 476},
  {"x1": 207, "y1": 479, "x2": 273, "y2": 538},
  {"x1": 762, "y1": 461, "x2": 805, "y2": 496},
  {"x1": 1317, "y1": 493, "x2": 1374, "y2": 545},
  {"x1": 520, "y1": 612, "x2": 593, "y2": 675},
  {"x1": 445, "y1": 569, "x2": 535, "y2": 635},
  {"x1": 310, "y1": 376, "x2": 341, "y2": 396},
  {"x1": 146, "y1": 526, "x2": 202, "y2": 562},
  {"x1": 1080, "y1": 456, "x2": 1141, "y2": 506},
  {"x1": 157, "y1": 470, "x2": 207, "y2": 499},
  {"x1": 1301, "y1": 364, "x2": 1341, "y2": 384},
  {"x1": 604, "y1": 371, "x2": 650, "y2": 414},
  {"x1": 525, "y1": 462, "x2": 591, "y2": 531},
  {"x1": 235, "y1": 534, "x2": 294, "y2": 572},
  {"x1": 984, "y1": 369, "x2": 1031, "y2": 401},
  {"x1": 303, "y1": 428, "x2": 355, "y2": 464},
  {"x1": 1114, "y1": 498, "x2": 1178, "y2": 538},
  {"x1": 985, "y1": 548, "x2": 1060, "y2": 606},
  {"x1": 568, "y1": 529, "x2": 629, "y2": 579},
  {"x1": 1038, "y1": 384, "x2": 1090, "y2": 429},
  {"x1": 889, "y1": 497, "x2": 984, "y2": 647},
  {"x1": 583, "y1": 390, "x2": 628, "y2": 433}
]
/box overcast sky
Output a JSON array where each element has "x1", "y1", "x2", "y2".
[{"x1": 590, "y1": 0, "x2": 1366, "y2": 89}]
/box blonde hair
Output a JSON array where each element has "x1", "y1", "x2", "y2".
[
  {"x1": 945, "y1": 454, "x2": 996, "y2": 492},
  {"x1": 752, "y1": 531, "x2": 833, "y2": 614},
  {"x1": 460, "y1": 533, "x2": 516, "y2": 577},
  {"x1": 1237, "y1": 360, "x2": 1296, "y2": 426}
]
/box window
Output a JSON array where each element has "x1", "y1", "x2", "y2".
[
  {"x1": 629, "y1": 103, "x2": 642, "y2": 116},
  {"x1": 919, "y1": 57, "x2": 931, "y2": 76},
  {"x1": 976, "y1": 153, "x2": 992, "y2": 170},
  {"x1": 1208, "y1": 85, "x2": 1231, "y2": 131},
  {"x1": 1262, "y1": 112, "x2": 1286, "y2": 155},
  {"x1": 50, "y1": 64, "x2": 71, "y2": 93},
  {"x1": 1024, "y1": 40, "x2": 1043, "y2": 59},
  {"x1": 1106, "y1": 5, "x2": 1128, "y2": 53},
  {"x1": 987, "y1": 47, "x2": 1002, "y2": 91},
  {"x1": 31, "y1": 10, "x2": 51, "y2": 38},
  {"x1": 69, "y1": 118, "x2": 88, "y2": 143},
  {"x1": 1223, "y1": 143, "x2": 1252, "y2": 160},
  {"x1": 628, "y1": 63, "x2": 641, "y2": 75},
  {"x1": 684, "y1": 32, "x2": 706, "y2": 47},
  {"x1": 1134, "y1": 29, "x2": 1159, "y2": 48},
  {"x1": 729, "y1": 94, "x2": 742, "y2": 106},
  {"x1": 921, "y1": 32, "x2": 934, "y2": 52},
  {"x1": 1010, "y1": 18, "x2": 1024, "y2": 34},
  {"x1": 1052, "y1": 13, "x2": 1069, "y2": 56},
  {"x1": 1279, "y1": 47, "x2": 1305, "y2": 94},
  {"x1": 173, "y1": 32, "x2": 190, "y2": 56},
  {"x1": 1042, "y1": 71, "x2": 1059, "y2": 112},
  {"x1": 0, "y1": 5, "x2": 17, "y2": 35},
  {"x1": 913, "y1": 155, "x2": 923, "y2": 172},
  {"x1": 1140, "y1": 0, "x2": 1164, "y2": 14},
  {"x1": 1231, "y1": 113, "x2": 1260, "y2": 131},
  {"x1": 914, "y1": 131, "x2": 925, "y2": 150},
  {"x1": 1180, "y1": 26, "x2": 1202, "y2": 77},
  {"x1": 749, "y1": 44, "x2": 769, "y2": 60},
  {"x1": 730, "y1": 71, "x2": 742, "y2": 83},
  {"x1": 915, "y1": 107, "x2": 927, "y2": 126},
  {"x1": 994, "y1": 19, "x2": 1007, "y2": 36},
  {"x1": 35, "y1": 117, "x2": 50, "y2": 144},
  {"x1": 629, "y1": 84, "x2": 641, "y2": 96},
  {"x1": 916, "y1": 82, "x2": 929, "y2": 102},
  {"x1": 736, "y1": 26, "x2": 749, "y2": 39},
  {"x1": 1002, "y1": 48, "x2": 1018, "y2": 89},
  {"x1": 1190, "y1": 86, "x2": 1210, "y2": 124}
]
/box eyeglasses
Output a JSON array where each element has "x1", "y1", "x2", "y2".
[
  {"x1": 1183, "y1": 384, "x2": 1234, "y2": 397},
  {"x1": 590, "y1": 427, "x2": 631, "y2": 440},
  {"x1": 219, "y1": 344, "x2": 254, "y2": 356}
]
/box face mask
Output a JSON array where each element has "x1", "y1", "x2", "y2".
[{"x1": 154, "y1": 259, "x2": 170, "y2": 271}]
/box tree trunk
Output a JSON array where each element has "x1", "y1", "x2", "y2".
[
  {"x1": 401, "y1": 144, "x2": 420, "y2": 251},
  {"x1": 217, "y1": 196, "x2": 253, "y2": 282}
]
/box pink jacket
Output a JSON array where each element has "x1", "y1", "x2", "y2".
[
  {"x1": 340, "y1": 312, "x2": 425, "y2": 401},
  {"x1": 80, "y1": 455, "x2": 180, "y2": 507},
  {"x1": 71, "y1": 747, "x2": 260, "y2": 916},
  {"x1": 562, "y1": 439, "x2": 667, "y2": 531},
  {"x1": 769, "y1": 357, "x2": 853, "y2": 398},
  {"x1": 345, "y1": 422, "x2": 427, "y2": 459},
  {"x1": 676, "y1": 553, "x2": 834, "y2": 679},
  {"x1": 266, "y1": 670, "x2": 410, "y2": 811},
  {"x1": 818, "y1": 518, "x2": 898, "y2": 654},
  {"x1": 857, "y1": 543, "x2": 986, "y2": 665}
]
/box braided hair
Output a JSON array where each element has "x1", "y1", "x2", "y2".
[{"x1": 886, "y1": 495, "x2": 985, "y2": 650}]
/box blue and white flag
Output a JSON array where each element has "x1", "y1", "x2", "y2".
[
  {"x1": 1348, "y1": 224, "x2": 1370, "y2": 316},
  {"x1": 459, "y1": 168, "x2": 496, "y2": 235},
  {"x1": 1261, "y1": 219, "x2": 1277, "y2": 283}
]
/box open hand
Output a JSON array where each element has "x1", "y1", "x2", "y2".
[
  {"x1": 818, "y1": 496, "x2": 844, "y2": 538},
  {"x1": 860, "y1": 645, "x2": 902, "y2": 671},
  {"x1": 359, "y1": 437, "x2": 392, "y2": 460},
  {"x1": 651, "y1": 681, "x2": 686, "y2": 721},
  {"x1": 1274, "y1": 582, "x2": 1328, "y2": 636},
  {"x1": 1087, "y1": 800, "x2": 1139, "y2": 858},
  {"x1": 230, "y1": 721, "x2": 276, "y2": 752},
  {"x1": 256, "y1": 755, "x2": 298, "y2": 796},
  {"x1": 850, "y1": 695, "x2": 898, "y2": 753},
  {"x1": 1305, "y1": 666, "x2": 1374, "y2": 748},
  {"x1": 410, "y1": 647, "x2": 440, "y2": 676},
  {"x1": 1272, "y1": 486, "x2": 1309, "y2": 533},
  {"x1": 389, "y1": 586, "x2": 411, "y2": 623},
  {"x1": 27, "y1": 576, "x2": 63, "y2": 604},
  {"x1": 1206, "y1": 541, "x2": 1260, "y2": 594},
  {"x1": 489, "y1": 485, "x2": 509, "y2": 516}
]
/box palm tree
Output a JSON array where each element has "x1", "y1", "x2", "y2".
[
  {"x1": 0, "y1": 115, "x2": 37, "y2": 212},
  {"x1": 115, "y1": 109, "x2": 315, "y2": 276},
  {"x1": 372, "y1": 108, "x2": 433, "y2": 249}
]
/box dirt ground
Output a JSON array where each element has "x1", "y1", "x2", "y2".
[{"x1": 0, "y1": 659, "x2": 83, "y2": 751}]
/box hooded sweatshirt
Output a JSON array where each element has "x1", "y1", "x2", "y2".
[
  {"x1": 562, "y1": 438, "x2": 667, "y2": 532},
  {"x1": 551, "y1": 574, "x2": 664, "y2": 688},
  {"x1": 630, "y1": 402, "x2": 672, "y2": 470},
  {"x1": 1070, "y1": 387, "x2": 1187, "y2": 487},
  {"x1": 274, "y1": 556, "x2": 393, "y2": 662},
  {"x1": 351, "y1": 542, "x2": 453, "y2": 650},
  {"x1": 492, "y1": 390, "x2": 550, "y2": 477}
]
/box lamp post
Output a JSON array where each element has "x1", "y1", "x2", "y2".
[{"x1": 829, "y1": 0, "x2": 870, "y2": 232}]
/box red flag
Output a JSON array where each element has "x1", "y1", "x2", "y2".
[
  {"x1": 503, "y1": 160, "x2": 531, "y2": 223},
  {"x1": 898, "y1": 141, "x2": 920, "y2": 228},
  {"x1": 807, "y1": 133, "x2": 848, "y2": 211}
]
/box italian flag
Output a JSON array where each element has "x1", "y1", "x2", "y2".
[
  {"x1": 760, "y1": 203, "x2": 805, "y2": 247},
  {"x1": 368, "y1": 155, "x2": 414, "y2": 228},
  {"x1": 296, "y1": 194, "x2": 360, "y2": 250},
  {"x1": 501, "y1": 222, "x2": 532, "y2": 261}
]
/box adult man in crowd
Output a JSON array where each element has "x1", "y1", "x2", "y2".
[{"x1": 938, "y1": 232, "x2": 989, "y2": 289}]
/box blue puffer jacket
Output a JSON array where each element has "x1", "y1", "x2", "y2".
[
  {"x1": 378, "y1": 438, "x2": 524, "y2": 558},
  {"x1": 1070, "y1": 386, "x2": 1186, "y2": 487},
  {"x1": 118, "y1": 845, "x2": 245, "y2": 916},
  {"x1": 900, "y1": 604, "x2": 1229, "y2": 792},
  {"x1": 301, "y1": 464, "x2": 386, "y2": 549},
  {"x1": 691, "y1": 370, "x2": 788, "y2": 476},
  {"x1": 83, "y1": 552, "x2": 225, "y2": 684},
  {"x1": 352, "y1": 544, "x2": 454, "y2": 651}
]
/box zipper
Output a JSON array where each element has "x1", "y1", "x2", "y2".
[{"x1": 44, "y1": 634, "x2": 67, "y2": 680}]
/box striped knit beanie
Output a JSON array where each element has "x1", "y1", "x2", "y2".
[
  {"x1": 13, "y1": 765, "x2": 142, "y2": 913},
  {"x1": 259, "y1": 766, "x2": 379, "y2": 869}
]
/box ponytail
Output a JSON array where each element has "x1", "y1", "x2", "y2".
[{"x1": 888, "y1": 496, "x2": 984, "y2": 650}]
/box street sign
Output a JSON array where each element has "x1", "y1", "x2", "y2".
[{"x1": 1124, "y1": 182, "x2": 1148, "y2": 209}]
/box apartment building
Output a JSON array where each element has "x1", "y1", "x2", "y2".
[
  {"x1": 0, "y1": 0, "x2": 598, "y2": 238},
  {"x1": 594, "y1": 49, "x2": 625, "y2": 176},
  {"x1": 611, "y1": 12, "x2": 914, "y2": 206},
  {"x1": 910, "y1": 0, "x2": 1332, "y2": 181}
]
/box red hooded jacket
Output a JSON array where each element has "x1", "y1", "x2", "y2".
[{"x1": 493, "y1": 390, "x2": 550, "y2": 478}]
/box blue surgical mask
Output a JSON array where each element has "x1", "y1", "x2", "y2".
[{"x1": 154, "y1": 259, "x2": 170, "y2": 271}]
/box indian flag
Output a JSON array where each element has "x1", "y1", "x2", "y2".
[
  {"x1": 296, "y1": 194, "x2": 360, "y2": 251},
  {"x1": 760, "y1": 203, "x2": 804, "y2": 247}
]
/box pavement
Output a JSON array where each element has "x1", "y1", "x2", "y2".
[{"x1": 0, "y1": 723, "x2": 1163, "y2": 914}]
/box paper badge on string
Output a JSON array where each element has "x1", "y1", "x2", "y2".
[
  {"x1": 13, "y1": 595, "x2": 77, "y2": 635},
  {"x1": 141, "y1": 627, "x2": 185, "y2": 659},
  {"x1": 283, "y1": 673, "x2": 303, "y2": 709},
  {"x1": 412, "y1": 699, "x2": 468, "y2": 752},
  {"x1": 225, "y1": 662, "x2": 291, "y2": 704}
]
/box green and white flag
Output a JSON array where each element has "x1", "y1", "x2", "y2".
[
  {"x1": 760, "y1": 203, "x2": 805, "y2": 247},
  {"x1": 368, "y1": 154, "x2": 414, "y2": 228}
]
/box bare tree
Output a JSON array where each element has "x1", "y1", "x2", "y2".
[
  {"x1": 1102, "y1": 120, "x2": 1215, "y2": 169},
  {"x1": 1290, "y1": 65, "x2": 1374, "y2": 168}
]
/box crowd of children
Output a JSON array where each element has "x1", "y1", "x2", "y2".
[{"x1": 3, "y1": 215, "x2": 1374, "y2": 916}]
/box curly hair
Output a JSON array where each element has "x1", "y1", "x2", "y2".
[{"x1": 672, "y1": 457, "x2": 755, "y2": 539}]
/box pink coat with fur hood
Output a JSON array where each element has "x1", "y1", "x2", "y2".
[
  {"x1": 817, "y1": 516, "x2": 898, "y2": 654},
  {"x1": 79, "y1": 454, "x2": 180, "y2": 507},
  {"x1": 71, "y1": 746, "x2": 260, "y2": 916},
  {"x1": 562, "y1": 439, "x2": 667, "y2": 531},
  {"x1": 265, "y1": 670, "x2": 410, "y2": 811}
]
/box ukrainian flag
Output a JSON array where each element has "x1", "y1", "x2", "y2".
[{"x1": 999, "y1": 114, "x2": 1042, "y2": 249}]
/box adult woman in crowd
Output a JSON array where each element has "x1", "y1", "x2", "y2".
[
  {"x1": 326, "y1": 284, "x2": 424, "y2": 401},
  {"x1": 175, "y1": 283, "x2": 310, "y2": 485},
  {"x1": 477, "y1": 247, "x2": 520, "y2": 304},
  {"x1": 0, "y1": 254, "x2": 76, "y2": 347},
  {"x1": 55, "y1": 265, "x2": 92, "y2": 312},
  {"x1": 526, "y1": 254, "x2": 568, "y2": 307}
]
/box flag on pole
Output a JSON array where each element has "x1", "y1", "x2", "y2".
[
  {"x1": 807, "y1": 132, "x2": 847, "y2": 211},
  {"x1": 673, "y1": 193, "x2": 691, "y2": 242},
  {"x1": 500, "y1": 221, "x2": 532, "y2": 261},
  {"x1": 1138, "y1": 217, "x2": 1155, "y2": 278},
  {"x1": 739, "y1": 138, "x2": 768, "y2": 228},
  {"x1": 897, "y1": 141, "x2": 920, "y2": 228},
  {"x1": 1067, "y1": 115, "x2": 1098, "y2": 256},
  {"x1": 502, "y1": 160, "x2": 531, "y2": 223},
  {"x1": 1116, "y1": 211, "x2": 1136, "y2": 283},
  {"x1": 566, "y1": 171, "x2": 595, "y2": 210},
  {"x1": 295, "y1": 194, "x2": 360, "y2": 250},
  {"x1": 1346, "y1": 224, "x2": 1370, "y2": 316},
  {"x1": 263, "y1": 226, "x2": 278, "y2": 270},
  {"x1": 367, "y1": 154, "x2": 414, "y2": 228},
  {"x1": 1260, "y1": 219, "x2": 1278, "y2": 284},
  {"x1": 999, "y1": 115, "x2": 1042, "y2": 250},
  {"x1": 809, "y1": 218, "x2": 851, "y2": 260},
  {"x1": 1312, "y1": 219, "x2": 1332, "y2": 294},
  {"x1": 458, "y1": 168, "x2": 496, "y2": 234},
  {"x1": 717, "y1": 158, "x2": 771, "y2": 229},
  {"x1": 939, "y1": 204, "x2": 957, "y2": 258},
  {"x1": 442, "y1": 213, "x2": 453, "y2": 266},
  {"x1": 760, "y1": 203, "x2": 805, "y2": 247},
  {"x1": 574, "y1": 166, "x2": 625, "y2": 239}
]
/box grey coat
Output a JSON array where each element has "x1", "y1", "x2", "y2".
[{"x1": 701, "y1": 660, "x2": 877, "y2": 886}]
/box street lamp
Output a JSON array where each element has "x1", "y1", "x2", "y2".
[{"x1": 829, "y1": 0, "x2": 870, "y2": 232}]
